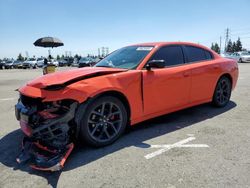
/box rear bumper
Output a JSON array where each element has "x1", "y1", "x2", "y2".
[{"x1": 22, "y1": 64, "x2": 31, "y2": 68}]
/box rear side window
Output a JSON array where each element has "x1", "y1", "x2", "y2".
[
  {"x1": 150, "y1": 46, "x2": 184, "y2": 67},
  {"x1": 185, "y1": 46, "x2": 213, "y2": 63},
  {"x1": 204, "y1": 50, "x2": 213, "y2": 60}
]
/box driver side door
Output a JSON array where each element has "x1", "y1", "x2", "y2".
[{"x1": 142, "y1": 45, "x2": 191, "y2": 116}]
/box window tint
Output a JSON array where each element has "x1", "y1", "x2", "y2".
[
  {"x1": 185, "y1": 46, "x2": 211, "y2": 63},
  {"x1": 204, "y1": 50, "x2": 213, "y2": 60},
  {"x1": 96, "y1": 46, "x2": 153, "y2": 69},
  {"x1": 150, "y1": 46, "x2": 184, "y2": 67}
]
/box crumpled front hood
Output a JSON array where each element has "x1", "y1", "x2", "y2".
[{"x1": 26, "y1": 67, "x2": 126, "y2": 89}]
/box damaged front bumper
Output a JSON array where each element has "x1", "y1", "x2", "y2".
[
  {"x1": 17, "y1": 137, "x2": 74, "y2": 171},
  {"x1": 15, "y1": 96, "x2": 78, "y2": 171}
]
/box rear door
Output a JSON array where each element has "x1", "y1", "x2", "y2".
[
  {"x1": 183, "y1": 45, "x2": 220, "y2": 103},
  {"x1": 142, "y1": 45, "x2": 192, "y2": 115}
]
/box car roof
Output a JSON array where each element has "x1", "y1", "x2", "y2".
[
  {"x1": 131, "y1": 41, "x2": 220, "y2": 58},
  {"x1": 133, "y1": 41, "x2": 211, "y2": 50},
  {"x1": 133, "y1": 41, "x2": 204, "y2": 47}
]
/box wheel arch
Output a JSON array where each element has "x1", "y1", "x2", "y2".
[
  {"x1": 212, "y1": 73, "x2": 233, "y2": 99},
  {"x1": 219, "y1": 73, "x2": 233, "y2": 85},
  {"x1": 91, "y1": 90, "x2": 131, "y2": 123},
  {"x1": 74, "y1": 90, "x2": 131, "y2": 139}
]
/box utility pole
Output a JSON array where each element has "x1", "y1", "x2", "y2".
[
  {"x1": 25, "y1": 51, "x2": 29, "y2": 58},
  {"x1": 220, "y1": 36, "x2": 222, "y2": 53},
  {"x1": 105, "y1": 47, "x2": 109, "y2": 56},
  {"x1": 98, "y1": 48, "x2": 100, "y2": 57},
  {"x1": 101, "y1": 47, "x2": 105, "y2": 57},
  {"x1": 224, "y1": 28, "x2": 230, "y2": 52}
]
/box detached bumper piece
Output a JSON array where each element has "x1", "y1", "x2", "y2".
[
  {"x1": 17, "y1": 137, "x2": 74, "y2": 171},
  {"x1": 15, "y1": 97, "x2": 78, "y2": 171}
]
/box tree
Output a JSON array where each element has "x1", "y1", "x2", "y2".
[
  {"x1": 226, "y1": 39, "x2": 233, "y2": 52},
  {"x1": 232, "y1": 42, "x2": 237, "y2": 53},
  {"x1": 211, "y1": 43, "x2": 214, "y2": 51},
  {"x1": 56, "y1": 55, "x2": 60, "y2": 60},
  {"x1": 74, "y1": 54, "x2": 79, "y2": 59},
  {"x1": 214, "y1": 43, "x2": 220, "y2": 54},
  {"x1": 17, "y1": 53, "x2": 24, "y2": 61},
  {"x1": 211, "y1": 43, "x2": 220, "y2": 53},
  {"x1": 236, "y1": 37, "x2": 242, "y2": 52}
]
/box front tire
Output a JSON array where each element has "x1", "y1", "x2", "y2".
[
  {"x1": 212, "y1": 76, "x2": 232, "y2": 107},
  {"x1": 78, "y1": 96, "x2": 128, "y2": 147}
]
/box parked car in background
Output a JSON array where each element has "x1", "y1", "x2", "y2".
[
  {"x1": 64, "y1": 57, "x2": 74, "y2": 66},
  {"x1": 4, "y1": 60, "x2": 14, "y2": 69},
  {"x1": 238, "y1": 52, "x2": 250, "y2": 63},
  {"x1": 230, "y1": 52, "x2": 250, "y2": 63},
  {"x1": 13, "y1": 60, "x2": 23, "y2": 69},
  {"x1": 37, "y1": 58, "x2": 44, "y2": 67},
  {"x1": 230, "y1": 52, "x2": 241, "y2": 62},
  {"x1": 220, "y1": 52, "x2": 232, "y2": 58},
  {"x1": 0, "y1": 60, "x2": 5, "y2": 69},
  {"x1": 71, "y1": 58, "x2": 79, "y2": 67},
  {"x1": 58, "y1": 59, "x2": 68, "y2": 66},
  {"x1": 78, "y1": 57, "x2": 96, "y2": 67},
  {"x1": 50, "y1": 59, "x2": 59, "y2": 66},
  {"x1": 23, "y1": 58, "x2": 38, "y2": 69}
]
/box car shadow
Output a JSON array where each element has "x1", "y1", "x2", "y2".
[{"x1": 0, "y1": 101, "x2": 236, "y2": 188}]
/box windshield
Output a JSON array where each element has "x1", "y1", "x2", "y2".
[
  {"x1": 80, "y1": 57, "x2": 90, "y2": 62},
  {"x1": 95, "y1": 46, "x2": 153, "y2": 69},
  {"x1": 241, "y1": 52, "x2": 250, "y2": 56},
  {"x1": 28, "y1": 58, "x2": 36, "y2": 61}
]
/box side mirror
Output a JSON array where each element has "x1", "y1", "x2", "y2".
[{"x1": 146, "y1": 60, "x2": 165, "y2": 70}]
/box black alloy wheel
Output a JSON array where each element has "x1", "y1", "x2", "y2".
[
  {"x1": 212, "y1": 76, "x2": 232, "y2": 107},
  {"x1": 79, "y1": 96, "x2": 127, "y2": 147}
]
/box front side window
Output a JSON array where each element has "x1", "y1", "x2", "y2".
[
  {"x1": 95, "y1": 46, "x2": 153, "y2": 69},
  {"x1": 149, "y1": 46, "x2": 184, "y2": 67}
]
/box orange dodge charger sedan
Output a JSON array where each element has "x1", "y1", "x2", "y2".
[{"x1": 15, "y1": 42, "x2": 238, "y2": 171}]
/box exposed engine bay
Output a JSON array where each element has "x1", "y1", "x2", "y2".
[{"x1": 15, "y1": 94, "x2": 78, "y2": 171}]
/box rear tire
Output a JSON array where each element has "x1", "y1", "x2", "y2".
[
  {"x1": 78, "y1": 96, "x2": 128, "y2": 147},
  {"x1": 212, "y1": 76, "x2": 232, "y2": 107},
  {"x1": 239, "y1": 58, "x2": 243, "y2": 63}
]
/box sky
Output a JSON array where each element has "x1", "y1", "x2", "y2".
[{"x1": 0, "y1": 0, "x2": 250, "y2": 59}]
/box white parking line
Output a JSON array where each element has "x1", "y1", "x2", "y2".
[
  {"x1": 0, "y1": 97, "x2": 16, "y2": 101},
  {"x1": 144, "y1": 136, "x2": 209, "y2": 159}
]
